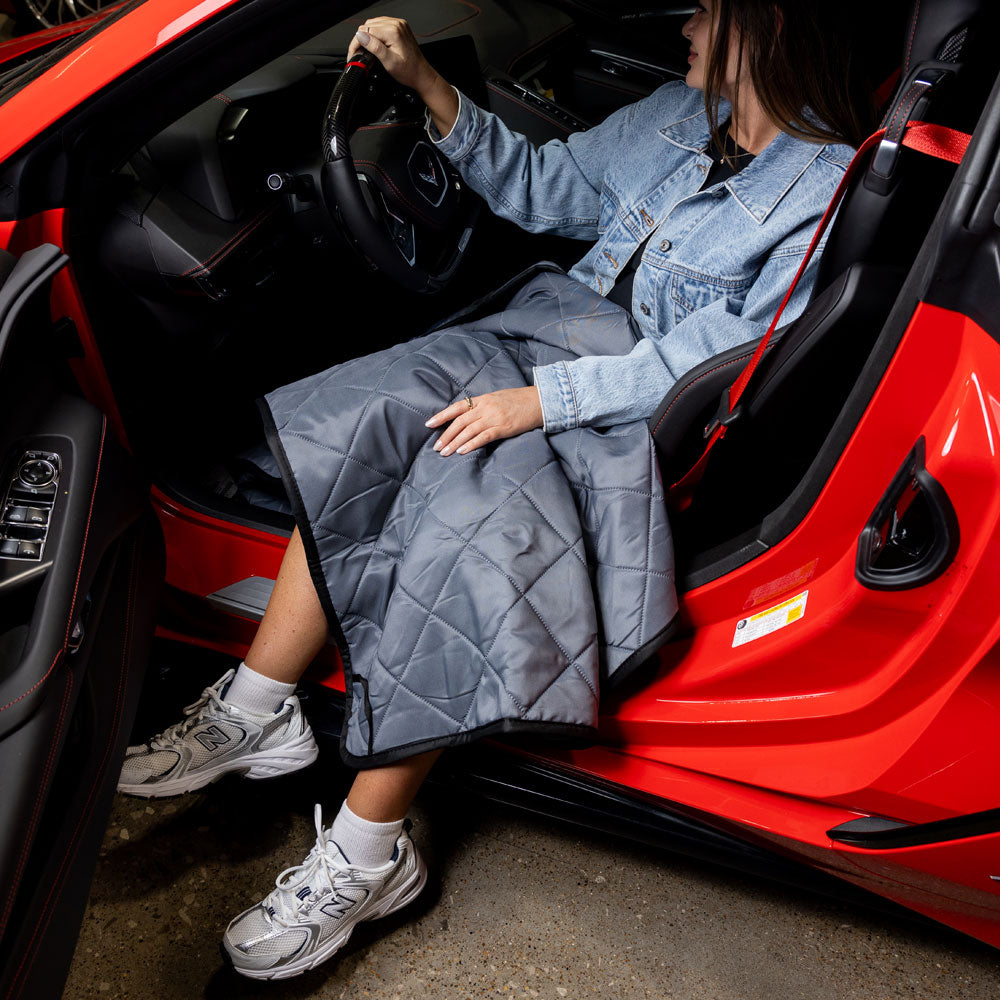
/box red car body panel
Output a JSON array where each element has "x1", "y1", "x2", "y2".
[
  {"x1": 0, "y1": 0, "x2": 240, "y2": 161},
  {"x1": 1, "y1": 0, "x2": 998, "y2": 956}
]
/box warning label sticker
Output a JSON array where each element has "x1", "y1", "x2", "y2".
[{"x1": 732, "y1": 590, "x2": 808, "y2": 648}]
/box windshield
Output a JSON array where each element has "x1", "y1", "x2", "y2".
[{"x1": 0, "y1": 0, "x2": 145, "y2": 106}]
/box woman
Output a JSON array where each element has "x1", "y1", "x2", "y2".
[{"x1": 118, "y1": 1, "x2": 871, "y2": 979}]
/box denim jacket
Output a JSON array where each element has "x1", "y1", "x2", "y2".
[{"x1": 426, "y1": 82, "x2": 855, "y2": 432}]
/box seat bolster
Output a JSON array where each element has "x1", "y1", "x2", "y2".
[
  {"x1": 648, "y1": 262, "x2": 907, "y2": 490},
  {"x1": 903, "y1": 0, "x2": 982, "y2": 77},
  {"x1": 647, "y1": 336, "x2": 772, "y2": 486}
]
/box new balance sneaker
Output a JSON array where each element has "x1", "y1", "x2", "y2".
[
  {"x1": 223, "y1": 803, "x2": 427, "y2": 979},
  {"x1": 117, "y1": 668, "x2": 318, "y2": 797}
]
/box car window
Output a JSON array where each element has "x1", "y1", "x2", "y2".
[{"x1": 0, "y1": 0, "x2": 145, "y2": 106}]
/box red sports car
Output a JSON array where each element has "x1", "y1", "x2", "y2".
[{"x1": 1, "y1": 0, "x2": 999, "y2": 995}]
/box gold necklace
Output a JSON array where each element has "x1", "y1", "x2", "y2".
[{"x1": 720, "y1": 125, "x2": 754, "y2": 164}]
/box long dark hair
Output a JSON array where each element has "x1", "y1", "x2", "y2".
[{"x1": 703, "y1": 0, "x2": 877, "y2": 151}]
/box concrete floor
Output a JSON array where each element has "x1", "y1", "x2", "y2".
[{"x1": 63, "y1": 757, "x2": 1000, "y2": 1000}]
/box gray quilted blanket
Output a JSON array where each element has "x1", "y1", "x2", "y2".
[{"x1": 258, "y1": 268, "x2": 676, "y2": 767}]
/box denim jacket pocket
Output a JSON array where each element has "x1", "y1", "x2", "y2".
[
  {"x1": 668, "y1": 267, "x2": 753, "y2": 325},
  {"x1": 597, "y1": 180, "x2": 622, "y2": 236}
]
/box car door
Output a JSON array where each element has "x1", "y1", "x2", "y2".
[{"x1": 0, "y1": 244, "x2": 164, "y2": 1000}]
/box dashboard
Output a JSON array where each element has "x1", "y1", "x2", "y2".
[{"x1": 98, "y1": 0, "x2": 685, "y2": 303}]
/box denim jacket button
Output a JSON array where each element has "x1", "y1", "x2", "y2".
[
  {"x1": 659, "y1": 239, "x2": 672, "y2": 252},
  {"x1": 640, "y1": 302, "x2": 651, "y2": 316}
]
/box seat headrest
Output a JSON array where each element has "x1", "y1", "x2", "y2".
[{"x1": 903, "y1": 0, "x2": 986, "y2": 75}]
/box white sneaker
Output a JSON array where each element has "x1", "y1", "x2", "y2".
[
  {"x1": 223, "y1": 804, "x2": 427, "y2": 979},
  {"x1": 117, "y1": 668, "x2": 318, "y2": 798}
]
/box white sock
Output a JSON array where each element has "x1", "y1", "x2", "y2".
[
  {"x1": 329, "y1": 800, "x2": 404, "y2": 868},
  {"x1": 222, "y1": 661, "x2": 296, "y2": 715}
]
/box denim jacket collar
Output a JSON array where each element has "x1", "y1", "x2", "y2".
[{"x1": 658, "y1": 102, "x2": 824, "y2": 226}]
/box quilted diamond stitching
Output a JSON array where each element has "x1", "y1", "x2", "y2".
[
  {"x1": 310, "y1": 340, "x2": 511, "y2": 533},
  {"x1": 269, "y1": 326, "x2": 496, "y2": 431},
  {"x1": 370, "y1": 458, "x2": 562, "y2": 745},
  {"x1": 521, "y1": 636, "x2": 600, "y2": 715},
  {"x1": 344, "y1": 603, "x2": 528, "y2": 727},
  {"x1": 367, "y1": 653, "x2": 473, "y2": 732},
  {"x1": 283, "y1": 431, "x2": 419, "y2": 495},
  {"x1": 391, "y1": 581, "x2": 528, "y2": 717}
]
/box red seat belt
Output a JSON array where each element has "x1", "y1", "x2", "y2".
[{"x1": 666, "y1": 121, "x2": 973, "y2": 511}]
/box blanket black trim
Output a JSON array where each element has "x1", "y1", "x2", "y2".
[
  {"x1": 256, "y1": 396, "x2": 600, "y2": 770},
  {"x1": 602, "y1": 613, "x2": 679, "y2": 694}
]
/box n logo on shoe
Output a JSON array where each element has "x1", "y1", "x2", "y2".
[
  {"x1": 320, "y1": 889, "x2": 368, "y2": 919},
  {"x1": 194, "y1": 724, "x2": 232, "y2": 751}
]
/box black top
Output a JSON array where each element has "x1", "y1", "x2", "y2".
[{"x1": 606, "y1": 125, "x2": 755, "y2": 314}]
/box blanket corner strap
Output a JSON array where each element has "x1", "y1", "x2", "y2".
[{"x1": 665, "y1": 120, "x2": 972, "y2": 512}]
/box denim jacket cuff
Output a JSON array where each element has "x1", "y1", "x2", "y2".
[
  {"x1": 532, "y1": 362, "x2": 580, "y2": 434},
  {"x1": 424, "y1": 87, "x2": 480, "y2": 161}
]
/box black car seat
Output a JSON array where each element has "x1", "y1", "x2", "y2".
[
  {"x1": 814, "y1": 0, "x2": 995, "y2": 289},
  {"x1": 649, "y1": 0, "x2": 1000, "y2": 578}
]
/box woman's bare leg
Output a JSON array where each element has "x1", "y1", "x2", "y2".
[
  {"x1": 241, "y1": 525, "x2": 442, "y2": 816},
  {"x1": 347, "y1": 749, "x2": 443, "y2": 820},
  {"x1": 242, "y1": 525, "x2": 329, "y2": 684}
]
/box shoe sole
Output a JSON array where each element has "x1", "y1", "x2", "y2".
[
  {"x1": 116, "y1": 728, "x2": 319, "y2": 799},
  {"x1": 228, "y1": 849, "x2": 429, "y2": 980}
]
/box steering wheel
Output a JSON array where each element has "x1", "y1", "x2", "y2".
[{"x1": 320, "y1": 50, "x2": 480, "y2": 294}]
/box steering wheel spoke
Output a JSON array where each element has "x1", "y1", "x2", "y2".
[{"x1": 357, "y1": 175, "x2": 418, "y2": 267}]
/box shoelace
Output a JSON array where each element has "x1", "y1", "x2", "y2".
[
  {"x1": 266, "y1": 804, "x2": 347, "y2": 927},
  {"x1": 149, "y1": 670, "x2": 235, "y2": 751}
]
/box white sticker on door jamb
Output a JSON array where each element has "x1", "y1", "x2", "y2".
[{"x1": 732, "y1": 590, "x2": 808, "y2": 648}]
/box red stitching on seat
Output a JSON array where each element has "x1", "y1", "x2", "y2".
[
  {"x1": 886, "y1": 82, "x2": 926, "y2": 140},
  {"x1": 651, "y1": 349, "x2": 759, "y2": 435},
  {"x1": 904, "y1": 0, "x2": 922, "y2": 76}
]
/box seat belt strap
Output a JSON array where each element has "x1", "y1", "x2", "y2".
[{"x1": 666, "y1": 121, "x2": 972, "y2": 511}]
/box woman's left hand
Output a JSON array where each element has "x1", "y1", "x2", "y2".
[{"x1": 425, "y1": 387, "x2": 544, "y2": 455}]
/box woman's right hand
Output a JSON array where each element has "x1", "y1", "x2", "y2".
[
  {"x1": 347, "y1": 16, "x2": 459, "y2": 136},
  {"x1": 347, "y1": 17, "x2": 435, "y2": 93}
]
